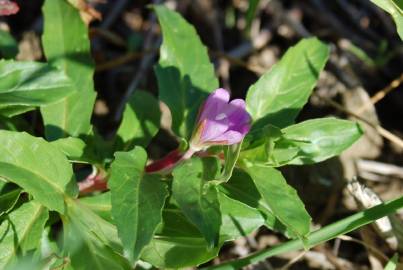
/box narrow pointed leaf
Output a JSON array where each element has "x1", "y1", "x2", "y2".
[
  {"x1": 246, "y1": 38, "x2": 329, "y2": 128},
  {"x1": 154, "y1": 5, "x2": 219, "y2": 138},
  {"x1": 108, "y1": 147, "x2": 168, "y2": 262},
  {"x1": 0, "y1": 130, "x2": 76, "y2": 213},
  {"x1": 41, "y1": 0, "x2": 96, "y2": 140}
]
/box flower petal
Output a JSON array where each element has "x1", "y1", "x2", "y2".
[
  {"x1": 198, "y1": 88, "x2": 230, "y2": 122},
  {"x1": 209, "y1": 130, "x2": 244, "y2": 145},
  {"x1": 200, "y1": 118, "x2": 229, "y2": 142}
]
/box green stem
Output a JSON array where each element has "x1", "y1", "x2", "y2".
[{"x1": 201, "y1": 195, "x2": 403, "y2": 270}]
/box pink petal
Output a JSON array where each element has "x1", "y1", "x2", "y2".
[
  {"x1": 198, "y1": 88, "x2": 230, "y2": 122},
  {"x1": 200, "y1": 118, "x2": 229, "y2": 142},
  {"x1": 209, "y1": 130, "x2": 244, "y2": 145}
]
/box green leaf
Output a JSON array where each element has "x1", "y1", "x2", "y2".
[
  {"x1": 63, "y1": 199, "x2": 131, "y2": 270},
  {"x1": 0, "y1": 130, "x2": 76, "y2": 213},
  {"x1": 245, "y1": 165, "x2": 311, "y2": 239},
  {"x1": 246, "y1": 38, "x2": 329, "y2": 128},
  {"x1": 79, "y1": 192, "x2": 112, "y2": 222},
  {"x1": 202, "y1": 195, "x2": 403, "y2": 270},
  {"x1": 218, "y1": 191, "x2": 265, "y2": 241},
  {"x1": 172, "y1": 158, "x2": 222, "y2": 248},
  {"x1": 0, "y1": 201, "x2": 48, "y2": 269},
  {"x1": 0, "y1": 60, "x2": 75, "y2": 106},
  {"x1": 277, "y1": 118, "x2": 363, "y2": 165},
  {"x1": 217, "y1": 142, "x2": 243, "y2": 183},
  {"x1": 108, "y1": 147, "x2": 168, "y2": 262},
  {"x1": 393, "y1": 0, "x2": 403, "y2": 11},
  {"x1": 0, "y1": 105, "x2": 34, "y2": 118},
  {"x1": 240, "y1": 124, "x2": 291, "y2": 166},
  {"x1": 41, "y1": 0, "x2": 96, "y2": 140},
  {"x1": 50, "y1": 137, "x2": 99, "y2": 164},
  {"x1": 0, "y1": 188, "x2": 21, "y2": 217},
  {"x1": 141, "y1": 208, "x2": 220, "y2": 268},
  {"x1": 384, "y1": 253, "x2": 399, "y2": 270},
  {"x1": 154, "y1": 5, "x2": 219, "y2": 138},
  {"x1": 219, "y1": 169, "x2": 291, "y2": 236},
  {"x1": 371, "y1": 0, "x2": 403, "y2": 39},
  {"x1": 116, "y1": 91, "x2": 161, "y2": 150},
  {"x1": 0, "y1": 30, "x2": 18, "y2": 59}
]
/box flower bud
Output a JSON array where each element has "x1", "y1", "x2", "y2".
[{"x1": 189, "y1": 88, "x2": 251, "y2": 152}]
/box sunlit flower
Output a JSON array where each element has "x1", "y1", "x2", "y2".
[{"x1": 189, "y1": 88, "x2": 251, "y2": 152}]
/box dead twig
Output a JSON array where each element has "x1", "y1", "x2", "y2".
[
  {"x1": 279, "y1": 251, "x2": 307, "y2": 270},
  {"x1": 90, "y1": 27, "x2": 127, "y2": 47},
  {"x1": 95, "y1": 49, "x2": 157, "y2": 72},
  {"x1": 113, "y1": 0, "x2": 162, "y2": 122},
  {"x1": 356, "y1": 73, "x2": 403, "y2": 114},
  {"x1": 356, "y1": 159, "x2": 403, "y2": 180}
]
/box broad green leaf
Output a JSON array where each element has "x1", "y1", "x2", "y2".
[
  {"x1": 371, "y1": 0, "x2": 403, "y2": 39},
  {"x1": 116, "y1": 91, "x2": 161, "y2": 150},
  {"x1": 0, "y1": 30, "x2": 18, "y2": 59},
  {"x1": 277, "y1": 118, "x2": 363, "y2": 165},
  {"x1": 0, "y1": 130, "x2": 76, "y2": 213},
  {"x1": 384, "y1": 254, "x2": 399, "y2": 270},
  {"x1": 41, "y1": 0, "x2": 96, "y2": 140},
  {"x1": 219, "y1": 169, "x2": 291, "y2": 236},
  {"x1": 141, "y1": 208, "x2": 220, "y2": 268},
  {"x1": 246, "y1": 165, "x2": 311, "y2": 239},
  {"x1": 50, "y1": 137, "x2": 99, "y2": 164},
  {"x1": 154, "y1": 5, "x2": 219, "y2": 138},
  {"x1": 218, "y1": 191, "x2": 265, "y2": 241},
  {"x1": 246, "y1": 38, "x2": 329, "y2": 128},
  {"x1": 79, "y1": 192, "x2": 112, "y2": 222},
  {"x1": 0, "y1": 188, "x2": 21, "y2": 217},
  {"x1": 0, "y1": 60, "x2": 75, "y2": 106},
  {"x1": 63, "y1": 199, "x2": 131, "y2": 270},
  {"x1": 108, "y1": 147, "x2": 168, "y2": 262},
  {"x1": 172, "y1": 158, "x2": 222, "y2": 248},
  {"x1": 0, "y1": 201, "x2": 48, "y2": 269}
]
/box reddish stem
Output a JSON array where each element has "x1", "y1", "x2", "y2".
[
  {"x1": 145, "y1": 149, "x2": 184, "y2": 173},
  {"x1": 78, "y1": 167, "x2": 108, "y2": 194},
  {"x1": 78, "y1": 148, "x2": 221, "y2": 195}
]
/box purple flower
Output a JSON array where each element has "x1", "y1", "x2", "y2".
[{"x1": 189, "y1": 88, "x2": 251, "y2": 151}]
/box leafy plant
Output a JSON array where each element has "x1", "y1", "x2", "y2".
[{"x1": 0, "y1": 2, "x2": 401, "y2": 270}]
